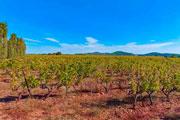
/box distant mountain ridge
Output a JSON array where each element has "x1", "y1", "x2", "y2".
[
  {"x1": 142, "y1": 52, "x2": 180, "y2": 57},
  {"x1": 85, "y1": 51, "x2": 134, "y2": 56},
  {"x1": 77, "y1": 51, "x2": 180, "y2": 57}
]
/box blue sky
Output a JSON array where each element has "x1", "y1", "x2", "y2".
[{"x1": 0, "y1": 0, "x2": 180, "y2": 54}]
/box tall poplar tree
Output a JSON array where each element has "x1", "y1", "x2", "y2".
[
  {"x1": 17, "y1": 38, "x2": 26, "y2": 56},
  {"x1": 8, "y1": 33, "x2": 17, "y2": 58},
  {"x1": 0, "y1": 22, "x2": 26, "y2": 59},
  {"x1": 0, "y1": 23, "x2": 8, "y2": 58}
]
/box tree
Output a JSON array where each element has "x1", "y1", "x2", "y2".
[
  {"x1": 0, "y1": 22, "x2": 7, "y2": 38},
  {"x1": 0, "y1": 22, "x2": 8, "y2": 58},
  {"x1": 17, "y1": 38, "x2": 26, "y2": 56},
  {"x1": 0, "y1": 22, "x2": 26, "y2": 59},
  {"x1": 8, "y1": 33, "x2": 17, "y2": 58}
]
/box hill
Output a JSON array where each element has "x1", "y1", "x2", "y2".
[
  {"x1": 142, "y1": 52, "x2": 180, "y2": 57},
  {"x1": 78, "y1": 51, "x2": 135, "y2": 56},
  {"x1": 77, "y1": 51, "x2": 180, "y2": 57}
]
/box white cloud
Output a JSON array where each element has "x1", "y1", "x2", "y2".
[
  {"x1": 125, "y1": 42, "x2": 174, "y2": 49},
  {"x1": 59, "y1": 37, "x2": 178, "y2": 54},
  {"x1": 85, "y1": 37, "x2": 98, "y2": 45},
  {"x1": 26, "y1": 36, "x2": 180, "y2": 54},
  {"x1": 45, "y1": 38, "x2": 59, "y2": 43},
  {"x1": 24, "y1": 38, "x2": 41, "y2": 43}
]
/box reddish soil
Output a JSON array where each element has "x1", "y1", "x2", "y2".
[{"x1": 0, "y1": 76, "x2": 179, "y2": 120}]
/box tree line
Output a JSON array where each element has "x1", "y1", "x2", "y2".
[{"x1": 0, "y1": 22, "x2": 26, "y2": 59}]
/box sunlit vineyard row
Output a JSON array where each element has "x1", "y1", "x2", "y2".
[{"x1": 0, "y1": 55, "x2": 179, "y2": 108}]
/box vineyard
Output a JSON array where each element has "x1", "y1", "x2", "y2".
[{"x1": 0, "y1": 55, "x2": 179, "y2": 119}]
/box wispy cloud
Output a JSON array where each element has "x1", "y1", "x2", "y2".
[
  {"x1": 86, "y1": 37, "x2": 98, "y2": 45},
  {"x1": 45, "y1": 38, "x2": 59, "y2": 43},
  {"x1": 24, "y1": 38, "x2": 41, "y2": 43}
]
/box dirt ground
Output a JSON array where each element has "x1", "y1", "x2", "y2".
[{"x1": 0, "y1": 76, "x2": 179, "y2": 120}]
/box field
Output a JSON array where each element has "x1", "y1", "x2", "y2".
[{"x1": 0, "y1": 55, "x2": 179, "y2": 120}]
